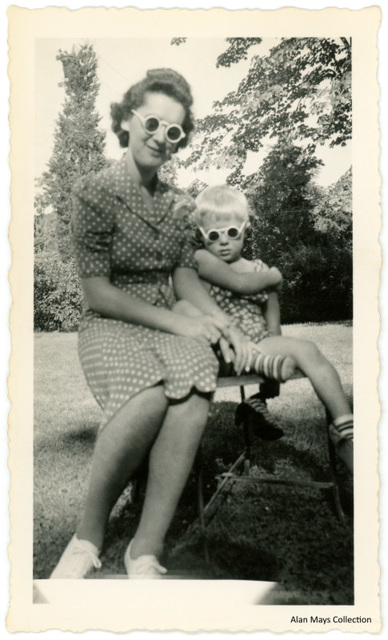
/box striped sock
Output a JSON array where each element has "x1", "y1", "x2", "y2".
[
  {"x1": 251, "y1": 352, "x2": 288, "y2": 382},
  {"x1": 333, "y1": 414, "x2": 353, "y2": 441}
]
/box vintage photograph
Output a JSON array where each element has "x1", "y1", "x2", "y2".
[{"x1": 7, "y1": 5, "x2": 381, "y2": 633}]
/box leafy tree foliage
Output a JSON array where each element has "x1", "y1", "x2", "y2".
[
  {"x1": 306, "y1": 168, "x2": 352, "y2": 321},
  {"x1": 35, "y1": 44, "x2": 109, "y2": 261},
  {"x1": 184, "y1": 37, "x2": 351, "y2": 183},
  {"x1": 216, "y1": 37, "x2": 263, "y2": 68},
  {"x1": 34, "y1": 212, "x2": 57, "y2": 253},
  {"x1": 185, "y1": 178, "x2": 209, "y2": 199},
  {"x1": 34, "y1": 251, "x2": 83, "y2": 331},
  {"x1": 177, "y1": 36, "x2": 352, "y2": 322},
  {"x1": 247, "y1": 143, "x2": 322, "y2": 259},
  {"x1": 170, "y1": 37, "x2": 187, "y2": 47},
  {"x1": 246, "y1": 144, "x2": 352, "y2": 322},
  {"x1": 158, "y1": 154, "x2": 181, "y2": 187}
]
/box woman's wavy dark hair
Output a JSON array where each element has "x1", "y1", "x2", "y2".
[{"x1": 110, "y1": 68, "x2": 195, "y2": 150}]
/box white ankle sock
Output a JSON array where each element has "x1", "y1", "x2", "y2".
[{"x1": 333, "y1": 414, "x2": 353, "y2": 441}]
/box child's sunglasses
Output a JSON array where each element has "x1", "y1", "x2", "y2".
[
  {"x1": 131, "y1": 110, "x2": 186, "y2": 144},
  {"x1": 199, "y1": 221, "x2": 247, "y2": 243}
]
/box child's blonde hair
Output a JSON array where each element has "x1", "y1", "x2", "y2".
[{"x1": 195, "y1": 185, "x2": 250, "y2": 227}]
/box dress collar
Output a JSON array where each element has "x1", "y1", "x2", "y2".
[{"x1": 113, "y1": 154, "x2": 174, "y2": 228}]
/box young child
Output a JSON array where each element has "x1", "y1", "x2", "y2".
[{"x1": 176, "y1": 185, "x2": 353, "y2": 471}]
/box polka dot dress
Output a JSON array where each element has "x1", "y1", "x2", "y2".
[
  {"x1": 209, "y1": 259, "x2": 271, "y2": 343},
  {"x1": 71, "y1": 154, "x2": 219, "y2": 428}
]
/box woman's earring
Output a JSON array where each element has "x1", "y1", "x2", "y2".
[{"x1": 121, "y1": 119, "x2": 130, "y2": 132}]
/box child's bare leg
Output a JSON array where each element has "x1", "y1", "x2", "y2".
[
  {"x1": 256, "y1": 335, "x2": 353, "y2": 471},
  {"x1": 257, "y1": 336, "x2": 350, "y2": 419}
]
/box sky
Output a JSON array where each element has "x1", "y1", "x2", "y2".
[{"x1": 35, "y1": 36, "x2": 352, "y2": 190}]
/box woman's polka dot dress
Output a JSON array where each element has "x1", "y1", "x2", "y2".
[{"x1": 71, "y1": 154, "x2": 219, "y2": 428}]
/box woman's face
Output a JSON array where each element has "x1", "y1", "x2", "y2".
[{"x1": 124, "y1": 91, "x2": 186, "y2": 171}]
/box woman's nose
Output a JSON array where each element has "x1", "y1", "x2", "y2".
[{"x1": 152, "y1": 126, "x2": 167, "y2": 145}]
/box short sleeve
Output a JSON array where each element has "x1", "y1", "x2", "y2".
[
  {"x1": 71, "y1": 174, "x2": 115, "y2": 278},
  {"x1": 253, "y1": 258, "x2": 269, "y2": 272}
]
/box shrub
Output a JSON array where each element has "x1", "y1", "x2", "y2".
[{"x1": 34, "y1": 251, "x2": 83, "y2": 331}]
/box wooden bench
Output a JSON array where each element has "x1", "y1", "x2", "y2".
[{"x1": 194, "y1": 371, "x2": 347, "y2": 558}]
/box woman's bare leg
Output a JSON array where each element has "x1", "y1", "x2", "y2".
[
  {"x1": 256, "y1": 336, "x2": 351, "y2": 420},
  {"x1": 76, "y1": 385, "x2": 169, "y2": 549},
  {"x1": 130, "y1": 391, "x2": 211, "y2": 559}
]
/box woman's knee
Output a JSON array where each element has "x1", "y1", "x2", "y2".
[{"x1": 112, "y1": 385, "x2": 168, "y2": 427}]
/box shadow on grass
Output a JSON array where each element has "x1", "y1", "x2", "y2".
[
  {"x1": 161, "y1": 401, "x2": 354, "y2": 603},
  {"x1": 34, "y1": 398, "x2": 353, "y2": 602},
  {"x1": 61, "y1": 424, "x2": 99, "y2": 446},
  {"x1": 34, "y1": 422, "x2": 99, "y2": 456},
  {"x1": 167, "y1": 538, "x2": 279, "y2": 581}
]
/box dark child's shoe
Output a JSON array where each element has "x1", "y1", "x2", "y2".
[
  {"x1": 329, "y1": 424, "x2": 353, "y2": 472},
  {"x1": 235, "y1": 397, "x2": 284, "y2": 441}
]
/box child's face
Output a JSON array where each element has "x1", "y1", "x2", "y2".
[{"x1": 201, "y1": 215, "x2": 246, "y2": 263}]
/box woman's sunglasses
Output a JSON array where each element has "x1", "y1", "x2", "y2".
[
  {"x1": 131, "y1": 110, "x2": 186, "y2": 144},
  {"x1": 199, "y1": 221, "x2": 248, "y2": 243}
]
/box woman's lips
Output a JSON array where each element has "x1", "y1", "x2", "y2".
[{"x1": 146, "y1": 144, "x2": 163, "y2": 155}]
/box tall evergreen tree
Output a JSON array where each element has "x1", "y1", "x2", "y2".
[
  {"x1": 246, "y1": 142, "x2": 322, "y2": 264},
  {"x1": 246, "y1": 145, "x2": 352, "y2": 322},
  {"x1": 36, "y1": 44, "x2": 109, "y2": 260}
]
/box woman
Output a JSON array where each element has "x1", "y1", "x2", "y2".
[{"x1": 50, "y1": 68, "x2": 252, "y2": 579}]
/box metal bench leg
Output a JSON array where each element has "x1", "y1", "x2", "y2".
[
  {"x1": 326, "y1": 410, "x2": 347, "y2": 524},
  {"x1": 239, "y1": 385, "x2": 252, "y2": 475},
  {"x1": 195, "y1": 444, "x2": 210, "y2": 561}
]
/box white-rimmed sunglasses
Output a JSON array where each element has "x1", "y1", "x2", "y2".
[
  {"x1": 131, "y1": 109, "x2": 186, "y2": 144},
  {"x1": 199, "y1": 221, "x2": 248, "y2": 243}
]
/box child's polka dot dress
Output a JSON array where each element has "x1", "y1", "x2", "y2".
[
  {"x1": 208, "y1": 259, "x2": 271, "y2": 343},
  {"x1": 71, "y1": 155, "x2": 219, "y2": 428}
]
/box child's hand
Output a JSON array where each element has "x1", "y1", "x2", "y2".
[{"x1": 223, "y1": 326, "x2": 256, "y2": 376}]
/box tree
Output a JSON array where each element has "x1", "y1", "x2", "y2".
[
  {"x1": 247, "y1": 153, "x2": 352, "y2": 323},
  {"x1": 34, "y1": 212, "x2": 56, "y2": 253},
  {"x1": 173, "y1": 37, "x2": 353, "y2": 322},
  {"x1": 158, "y1": 154, "x2": 182, "y2": 187},
  {"x1": 306, "y1": 168, "x2": 353, "y2": 320},
  {"x1": 246, "y1": 142, "x2": 322, "y2": 262},
  {"x1": 244, "y1": 142, "x2": 325, "y2": 321},
  {"x1": 186, "y1": 178, "x2": 209, "y2": 199},
  {"x1": 183, "y1": 37, "x2": 351, "y2": 183},
  {"x1": 36, "y1": 44, "x2": 109, "y2": 261}
]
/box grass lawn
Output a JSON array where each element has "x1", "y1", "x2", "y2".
[{"x1": 34, "y1": 324, "x2": 353, "y2": 604}]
